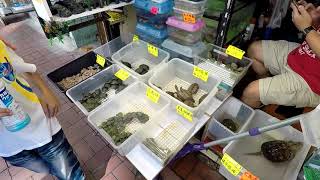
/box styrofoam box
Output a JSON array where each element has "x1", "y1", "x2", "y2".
[
  {"x1": 149, "y1": 58, "x2": 221, "y2": 118},
  {"x1": 212, "y1": 97, "x2": 255, "y2": 134},
  {"x1": 133, "y1": 104, "x2": 196, "y2": 164},
  {"x1": 66, "y1": 64, "x2": 137, "y2": 115},
  {"x1": 194, "y1": 44, "x2": 253, "y2": 88},
  {"x1": 174, "y1": 0, "x2": 207, "y2": 14},
  {"x1": 219, "y1": 110, "x2": 311, "y2": 180},
  {"x1": 87, "y1": 82, "x2": 171, "y2": 155},
  {"x1": 112, "y1": 41, "x2": 170, "y2": 83}
]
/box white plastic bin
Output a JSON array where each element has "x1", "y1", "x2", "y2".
[
  {"x1": 149, "y1": 58, "x2": 221, "y2": 118},
  {"x1": 173, "y1": 7, "x2": 205, "y2": 23},
  {"x1": 112, "y1": 41, "x2": 170, "y2": 82},
  {"x1": 219, "y1": 110, "x2": 311, "y2": 180},
  {"x1": 87, "y1": 82, "x2": 171, "y2": 155},
  {"x1": 66, "y1": 64, "x2": 137, "y2": 115},
  {"x1": 194, "y1": 44, "x2": 253, "y2": 88},
  {"x1": 174, "y1": 0, "x2": 207, "y2": 14},
  {"x1": 212, "y1": 97, "x2": 255, "y2": 134}
]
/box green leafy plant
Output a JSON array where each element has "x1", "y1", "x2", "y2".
[{"x1": 44, "y1": 21, "x2": 70, "y2": 45}]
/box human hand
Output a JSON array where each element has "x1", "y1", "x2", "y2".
[
  {"x1": 291, "y1": 4, "x2": 313, "y2": 31},
  {"x1": 39, "y1": 92, "x2": 60, "y2": 118},
  {"x1": 0, "y1": 108, "x2": 12, "y2": 117}
]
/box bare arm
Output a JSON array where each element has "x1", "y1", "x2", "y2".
[
  {"x1": 305, "y1": 30, "x2": 320, "y2": 58},
  {"x1": 24, "y1": 72, "x2": 60, "y2": 118}
]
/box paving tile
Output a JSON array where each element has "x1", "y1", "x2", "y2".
[
  {"x1": 172, "y1": 154, "x2": 198, "y2": 179},
  {"x1": 84, "y1": 132, "x2": 107, "y2": 153},
  {"x1": 8, "y1": 165, "x2": 24, "y2": 176},
  {"x1": 113, "y1": 163, "x2": 135, "y2": 180},
  {"x1": 85, "y1": 146, "x2": 113, "y2": 173},
  {"x1": 11, "y1": 168, "x2": 35, "y2": 180},
  {"x1": 101, "y1": 173, "x2": 117, "y2": 180},
  {"x1": 123, "y1": 159, "x2": 136, "y2": 173},
  {"x1": 191, "y1": 161, "x2": 225, "y2": 180},
  {"x1": 104, "y1": 155, "x2": 122, "y2": 175},
  {"x1": 73, "y1": 139, "x2": 96, "y2": 163},
  {"x1": 160, "y1": 167, "x2": 181, "y2": 180},
  {"x1": 0, "y1": 158, "x2": 8, "y2": 173},
  {"x1": 57, "y1": 107, "x2": 81, "y2": 125},
  {"x1": 65, "y1": 118, "x2": 93, "y2": 145},
  {"x1": 31, "y1": 173, "x2": 52, "y2": 180},
  {"x1": 0, "y1": 170, "x2": 11, "y2": 180}
]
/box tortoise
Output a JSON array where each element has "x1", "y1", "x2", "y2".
[
  {"x1": 221, "y1": 119, "x2": 238, "y2": 132},
  {"x1": 247, "y1": 140, "x2": 303, "y2": 162}
]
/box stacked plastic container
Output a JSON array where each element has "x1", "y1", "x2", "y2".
[
  {"x1": 161, "y1": 0, "x2": 207, "y2": 63},
  {"x1": 134, "y1": 0, "x2": 174, "y2": 45}
]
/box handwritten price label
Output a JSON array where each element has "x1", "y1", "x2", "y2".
[
  {"x1": 115, "y1": 69, "x2": 130, "y2": 81},
  {"x1": 133, "y1": 35, "x2": 139, "y2": 42},
  {"x1": 193, "y1": 66, "x2": 209, "y2": 82},
  {"x1": 240, "y1": 171, "x2": 259, "y2": 180},
  {"x1": 183, "y1": 13, "x2": 196, "y2": 23},
  {"x1": 147, "y1": 43, "x2": 158, "y2": 57},
  {"x1": 150, "y1": 6, "x2": 158, "y2": 15},
  {"x1": 96, "y1": 54, "x2": 106, "y2": 67},
  {"x1": 146, "y1": 87, "x2": 160, "y2": 103},
  {"x1": 226, "y1": 45, "x2": 245, "y2": 60},
  {"x1": 221, "y1": 153, "x2": 242, "y2": 176},
  {"x1": 176, "y1": 105, "x2": 193, "y2": 122}
]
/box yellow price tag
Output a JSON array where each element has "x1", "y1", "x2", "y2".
[
  {"x1": 96, "y1": 54, "x2": 106, "y2": 67},
  {"x1": 115, "y1": 69, "x2": 130, "y2": 81},
  {"x1": 183, "y1": 13, "x2": 196, "y2": 23},
  {"x1": 226, "y1": 45, "x2": 245, "y2": 60},
  {"x1": 176, "y1": 105, "x2": 193, "y2": 122},
  {"x1": 147, "y1": 43, "x2": 158, "y2": 57},
  {"x1": 146, "y1": 87, "x2": 160, "y2": 103},
  {"x1": 193, "y1": 66, "x2": 209, "y2": 82},
  {"x1": 133, "y1": 35, "x2": 139, "y2": 42},
  {"x1": 221, "y1": 153, "x2": 242, "y2": 176}
]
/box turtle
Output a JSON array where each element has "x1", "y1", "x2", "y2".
[
  {"x1": 221, "y1": 119, "x2": 238, "y2": 132},
  {"x1": 121, "y1": 61, "x2": 132, "y2": 69},
  {"x1": 246, "y1": 140, "x2": 303, "y2": 162}
]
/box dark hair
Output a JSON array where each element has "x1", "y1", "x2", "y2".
[{"x1": 308, "y1": 0, "x2": 320, "y2": 6}]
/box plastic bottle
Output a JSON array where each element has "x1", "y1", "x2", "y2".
[{"x1": 0, "y1": 81, "x2": 31, "y2": 132}]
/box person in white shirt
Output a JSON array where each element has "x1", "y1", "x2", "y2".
[{"x1": 0, "y1": 38, "x2": 85, "y2": 180}]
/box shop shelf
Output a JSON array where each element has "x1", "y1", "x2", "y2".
[
  {"x1": 194, "y1": 44, "x2": 253, "y2": 88},
  {"x1": 212, "y1": 97, "x2": 255, "y2": 134},
  {"x1": 134, "y1": 0, "x2": 173, "y2": 15},
  {"x1": 135, "y1": 23, "x2": 168, "y2": 45},
  {"x1": 173, "y1": 7, "x2": 205, "y2": 24},
  {"x1": 112, "y1": 40, "x2": 170, "y2": 82},
  {"x1": 87, "y1": 82, "x2": 171, "y2": 155},
  {"x1": 219, "y1": 110, "x2": 311, "y2": 180},
  {"x1": 161, "y1": 38, "x2": 206, "y2": 63},
  {"x1": 174, "y1": 0, "x2": 207, "y2": 14},
  {"x1": 47, "y1": 51, "x2": 112, "y2": 92},
  {"x1": 149, "y1": 58, "x2": 221, "y2": 118},
  {"x1": 66, "y1": 64, "x2": 137, "y2": 115}
]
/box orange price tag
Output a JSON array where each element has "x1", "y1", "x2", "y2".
[
  {"x1": 240, "y1": 171, "x2": 259, "y2": 180},
  {"x1": 183, "y1": 13, "x2": 196, "y2": 23}
]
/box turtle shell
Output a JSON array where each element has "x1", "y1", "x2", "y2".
[
  {"x1": 221, "y1": 119, "x2": 238, "y2": 132},
  {"x1": 261, "y1": 140, "x2": 294, "y2": 162}
]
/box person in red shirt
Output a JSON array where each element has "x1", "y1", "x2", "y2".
[{"x1": 241, "y1": 0, "x2": 320, "y2": 108}]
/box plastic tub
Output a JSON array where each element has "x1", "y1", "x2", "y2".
[
  {"x1": 66, "y1": 64, "x2": 137, "y2": 115},
  {"x1": 167, "y1": 26, "x2": 202, "y2": 46},
  {"x1": 173, "y1": 7, "x2": 205, "y2": 23},
  {"x1": 149, "y1": 58, "x2": 221, "y2": 118},
  {"x1": 166, "y1": 16, "x2": 205, "y2": 32},
  {"x1": 134, "y1": 0, "x2": 173, "y2": 15},
  {"x1": 219, "y1": 110, "x2": 311, "y2": 180},
  {"x1": 47, "y1": 51, "x2": 112, "y2": 92},
  {"x1": 212, "y1": 97, "x2": 255, "y2": 134},
  {"x1": 87, "y1": 82, "x2": 171, "y2": 155},
  {"x1": 161, "y1": 38, "x2": 206, "y2": 63},
  {"x1": 194, "y1": 44, "x2": 253, "y2": 88},
  {"x1": 174, "y1": 0, "x2": 207, "y2": 14},
  {"x1": 135, "y1": 23, "x2": 168, "y2": 45},
  {"x1": 112, "y1": 40, "x2": 170, "y2": 82},
  {"x1": 136, "y1": 7, "x2": 169, "y2": 28}
]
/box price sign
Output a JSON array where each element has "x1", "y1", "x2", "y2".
[
  {"x1": 226, "y1": 45, "x2": 245, "y2": 60},
  {"x1": 146, "y1": 87, "x2": 160, "y2": 103},
  {"x1": 240, "y1": 171, "x2": 259, "y2": 180},
  {"x1": 147, "y1": 43, "x2": 159, "y2": 57},
  {"x1": 115, "y1": 69, "x2": 130, "y2": 81},
  {"x1": 176, "y1": 105, "x2": 193, "y2": 122},
  {"x1": 221, "y1": 153, "x2": 242, "y2": 176},
  {"x1": 183, "y1": 13, "x2": 196, "y2": 23},
  {"x1": 193, "y1": 66, "x2": 209, "y2": 82},
  {"x1": 150, "y1": 6, "x2": 158, "y2": 15},
  {"x1": 133, "y1": 35, "x2": 139, "y2": 42},
  {"x1": 96, "y1": 54, "x2": 106, "y2": 67}
]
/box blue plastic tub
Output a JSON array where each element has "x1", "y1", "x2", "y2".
[
  {"x1": 136, "y1": 7, "x2": 169, "y2": 28},
  {"x1": 136, "y1": 23, "x2": 168, "y2": 45},
  {"x1": 134, "y1": 0, "x2": 174, "y2": 15}
]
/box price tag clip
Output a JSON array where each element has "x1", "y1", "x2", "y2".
[
  {"x1": 193, "y1": 66, "x2": 209, "y2": 82},
  {"x1": 226, "y1": 45, "x2": 245, "y2": 60},
  {"x1": 176, "y1": 105, "x2": 193, "y2": 122},
  {"x1": 115, "y1": 69, "x2": 130, "y2": 81},
  {"x1": 96, "y1": 54, "x2": 106, "y2": 67},
  {"x1": 147, "y1": 43, "x2": 159, "y2": 57},
  {"x1": 146, "y1": 87, "x2": 160, "y2": 103}
]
